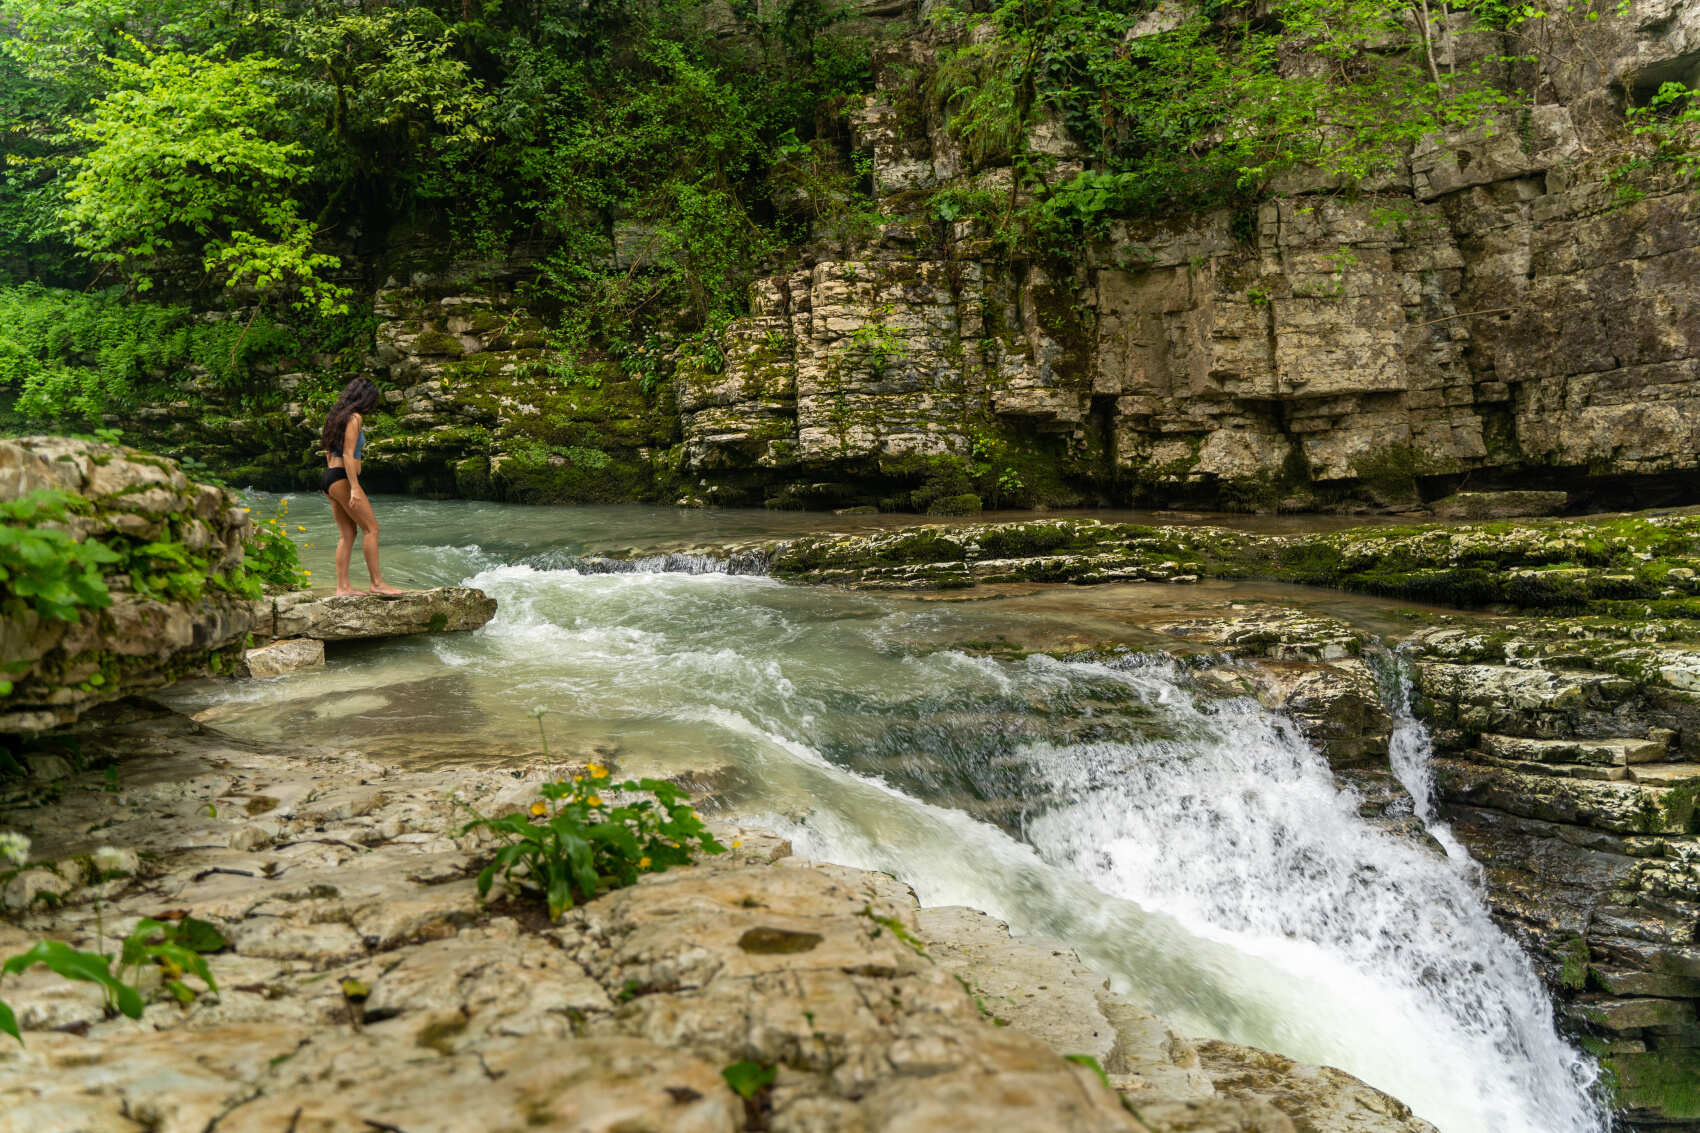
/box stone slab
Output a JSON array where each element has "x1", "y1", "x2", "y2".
[
  {"x1": 271, "y1": 586, "x2": 497, "y2": 641},
  {"x1": 243, "y1": 637, "x2": 325, "y2": 678}
]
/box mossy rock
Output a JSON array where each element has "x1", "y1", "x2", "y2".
[
  {"x1": 1607, "y1": 1047, "x2": 1700, "y2": 1121},
  {"x1": 453, "y1": 456, "x2": 493, "y2": 497},
  {"x1": 926, "y1": 493, "x2": 982, "y2": 516},
  {"x1": 411, "y1": 330, "x2": 465, "y2": 357}
]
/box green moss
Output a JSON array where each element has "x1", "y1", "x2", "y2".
[
  {"x1": 453, "y1": 456, "x2": 492, "y2": 497},
  {"x1": 411, "y1": 330, "x2": 464, "y2": 356},
  {"x1": 1607, "y1": 1048, "x2": 1700, "y2": 1119},
  {"x1": 926, "y1": 493, "x2": 982, "y2": 516},
  {"x1": 1351, "y1": 444, "x2": 1420, "y2": 505},
  {"x1": 1661, "y1": 780, "x2": 1699, "y2": 834},
  {"x1": 1555, "y1": 932, "x2": 1590, "y2": 991}
]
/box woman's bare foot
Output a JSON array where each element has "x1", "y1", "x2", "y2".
[
  {"x1": 335, "y1": 587, "x2": 362, "y2": 597},
  {"x1": 368, "y1": 582, "x2": 409, "y2": 595}
]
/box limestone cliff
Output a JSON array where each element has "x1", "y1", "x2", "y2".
[{"x1": 120, "y1": 1, "x2": 1700, "y2": 514}]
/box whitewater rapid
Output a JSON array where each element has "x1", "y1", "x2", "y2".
[{"x1": 174, "y1": 531, "x2": 1608, "y2": 1133}]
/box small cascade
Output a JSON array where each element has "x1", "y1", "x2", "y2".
[
  {"x1": 1369, "y1": 646, "x2": 1474, "y2": 865},
  {"x1": 1014, "y1": 653, "x2": 1604, "y2": 1133},
  {"x1": 188, "y1": 525, "x2": 1613, "y2": 1133},
  {"x1": 519, "y1": 549, "x2": 772, "y2": 575}
]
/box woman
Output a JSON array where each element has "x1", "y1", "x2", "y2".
[{"x1": 319, "y1": 378, "x2": 406, "y2": 596}]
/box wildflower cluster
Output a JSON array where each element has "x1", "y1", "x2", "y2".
[
  {"x1": 244, "y1": 496, "x2": 310, "y2": 591},
  {"x1": 462, "y1": 758, "x2": 726, "y2": 921}
]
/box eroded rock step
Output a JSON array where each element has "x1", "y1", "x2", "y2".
[
  {"x1": 240, "y1": 586, "x2": 498, "y2": 677},
  {"x1": 0, "y1": 706, "x2": 1430, "y2": 1132}
]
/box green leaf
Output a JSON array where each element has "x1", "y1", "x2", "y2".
[
  {"x1": 721, "y1": 1060, "x2": 776, "y2": 1099},
  {"x1": 0, "y1": 997, "x2": 18, "y2": 1044},
  {"x1": 1064, "y1": 1053, "x2": 1109, "y2": 1088},
  {"x1": 3, "y1": 940, "x2": 143, "y2": 1018}
]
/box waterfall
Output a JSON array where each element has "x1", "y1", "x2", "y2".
[
  {"x1": 188, "y1": 543, "x2": 1611, "y2": 1133},
  {"x1": 1010, "y1": 654, "x2": 1603, "y2": 1133},
  {"x1": 1371, "y1": 646, "x2": 1475, "y2": 866},
  {"x1": 519, "y1": 549, "x2": 772, "y2": 575}
]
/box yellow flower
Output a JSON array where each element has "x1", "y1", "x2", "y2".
[
  {"x1": 638, "y1": 856, "x2": 651, "y2": 868},
  {"x1": 588, "y1": 762, "x2": 608, "y2": 779},
  {"x1": 302, "y1": 570, "x2": 311, "y2": 576},
  {"x1": 731, "y1": 840, "x2": 742, "y2": 849},
  {"x1": 242, "y1": 507, "x2": 250, "y2": 513},
  {"x1": 297, "y1": 525, "x2": 306, "y2": 532},
  {"x1": 572, "y1": 775, "x2": 582, "y2": 783},
  {"x1": 587, "y1": 795, "x2": 602, "y2": 807},
  {"x1": 530, "y1": 801, "x2": 547, "y2": 816}
]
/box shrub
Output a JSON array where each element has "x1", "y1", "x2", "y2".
[{"x1": 462, "y1": 715, "x2": 726, "y2": 921}]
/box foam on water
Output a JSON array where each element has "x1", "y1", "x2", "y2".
[
  {"x1": 472, "y1": 568, "x2": 1604, "y2": 1132},
  {"x1": 177, "y1": 551, "x2": 1608, "y2": 1133}
]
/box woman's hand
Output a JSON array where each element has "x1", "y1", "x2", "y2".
[{"x1": 350, "y1": 489, "x2": 367, "y2": 505}]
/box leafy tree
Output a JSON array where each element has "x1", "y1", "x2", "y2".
[{"x1": 61, "y1": 45, "x2": 346, "y2": 313}]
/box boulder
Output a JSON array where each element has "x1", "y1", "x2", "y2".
[
  {"x1": 1430, "y1": 491, "x2": 1569, "y2": 520},
  {"x1": 270, "y1": 587, "x2": 497, "y2": 641},
  {"x1": 243, "y1": 638, "x2": 325, "y2": 679},
  {"x1": 0, "y1": 437, "x2": 258, "y2": 733}
]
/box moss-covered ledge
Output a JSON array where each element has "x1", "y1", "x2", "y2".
[
  {"x1": 750, "y1": 510, "x2": 1700, "y2": 616},
  {"x1": 0, "y1": 437, "x2": 297, "y2": 734}
]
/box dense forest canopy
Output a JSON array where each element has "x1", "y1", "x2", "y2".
[{"x1": 0, "y1": 0, "x2": 1691, "y2": 426}]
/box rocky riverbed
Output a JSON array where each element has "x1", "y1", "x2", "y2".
[{"x1": 0, "y1": 703, "x2": 1432, "y2": 1133}]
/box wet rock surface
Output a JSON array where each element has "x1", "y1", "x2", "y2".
[
  {"x1": 0, "y1": 437, "x2": 257, "y2": 734},
  {"x1": 262, "y1": 586, "x2": 498, "y2": 642},
  {"x1": 0, "y1": 704, "x2": 1431, "y2": 1133}
]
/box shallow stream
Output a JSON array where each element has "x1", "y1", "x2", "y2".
[{"x1": 165, "y1": 496, "x2": 1607, "y2": 1133}]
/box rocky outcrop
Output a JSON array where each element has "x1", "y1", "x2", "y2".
[
  {"x1": 1401, "y1": 621, "x2": 1700, "y2": 1127},
  {"x1": 104, "y1": 1, "x2": 1700, "y2": 513},
  {"x1": 260, "y1": 586, "x2": 497, "y2": 642},
  {"x1": 0, "y1": 705, "x2": 1431, "y2": 1132},
  {"x1": 0, "y1": 437, "x2": 258, "y2": 733}
]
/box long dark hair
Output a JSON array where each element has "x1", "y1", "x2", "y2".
[{"x1": 321, "y1": 378, "x2": 381, "y2": 456}]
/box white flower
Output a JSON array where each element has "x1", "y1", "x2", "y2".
[
  {"x1": 0, "y1": 832, "x2": 30, "y2": 868},
  {"x1": 92, "y1": 846, "x2": 131, "y2": 875}
]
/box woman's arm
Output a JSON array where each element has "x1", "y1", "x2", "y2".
[{"x1": 343, "y1": 414, "x2": 366, "y2": 502}]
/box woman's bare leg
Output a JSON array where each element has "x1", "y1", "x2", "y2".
[
  {"x1": 325, "y1": 487, "x2": 360, "y2": 595},
  {"x1": 331, "y1": 484, "x2": 404, "y2": 594}
]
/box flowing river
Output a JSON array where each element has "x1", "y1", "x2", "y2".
[{"x1": 165, "y1": 496, "x2": 1607, "y2": 1133}]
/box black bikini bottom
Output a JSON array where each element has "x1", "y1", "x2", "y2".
[{"x1": 319, "y1": 466, "x2": 348, "y2": 495}]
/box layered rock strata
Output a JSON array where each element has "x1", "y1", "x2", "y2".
[
  {"x1": 0, "y1": 437, "x2": 258, "y2": 734},
  {"x1": 97, "y1": 2, "x2": 1700, "y2": 513},
  {"x1": 0, "y1": 705, "x2": 1431, "y2": 1132},
  {"x1": 655, "y1": 511, "x2": 1700, "y2": 1126}
]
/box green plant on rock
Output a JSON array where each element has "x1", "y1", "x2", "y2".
[
  {"x1": 0, "y1": 490, "x2": 118, "y2": 624},
  {"x1": 847, "y1": 307, "x2": 908, "y2": 376},
  {"x1": 461, "y1": 716, "x2": 726, "y2": 921},
  {"x1": 1620, "y1": 81, "x2": 1700, "y2": 186},
  {"x1": 463, "y1": 769, "x2": 726, "y2": 921},
  {"x1": 0, "y1": 914, "x2": 225, "y2": 1043},
  {"x1": 243, "y1": 497, "x2": 310, "y2": 592}
]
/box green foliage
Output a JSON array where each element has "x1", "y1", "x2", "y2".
[
  {"x1": 244, "y1": 497, "x2": 310, "y2": 592},
  {"x1": 60, "y1": 45, "x2": 345, "y2": 313},
  {"x1": 0, "y1": 914, "x2": 224, "y2": 1042},
  {"x1": 721, "y1": 1059, "x2": 777, "y2": 1099},
  {"x1": 0, "y1": 490, "x2": 118, "y2": 622},
  {"x1": 0, "y1": 283, "x2": 296, "y2": 422},
  {"x1": 1622, "y1": 81, "x2": 1700, "y2": 185},
  {"x1": 462, "y1": 716, "x2": 725, "y2": 920},
  {"x1": 930, "y1": 0, "x2": 1524, "y2": 244}
]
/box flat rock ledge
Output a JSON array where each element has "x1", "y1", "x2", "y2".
[
  {"x1": 260, "y1": 586, "x2": 498, "y2": 642},
  {"x1": 241, "y1": 587, "x2": 497, "y2": 676},
  {"x1": 0, "y1": 707, "x2": 1431, "y2": 1133}
]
